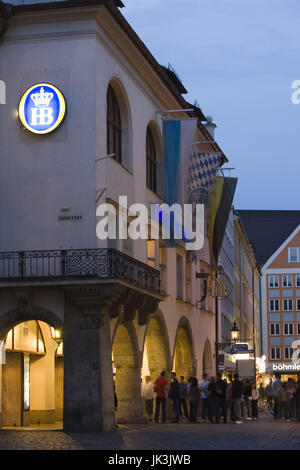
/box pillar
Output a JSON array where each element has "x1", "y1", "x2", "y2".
[{"x1": 63, "y1": 298, "x2": 115, "y2": 432}]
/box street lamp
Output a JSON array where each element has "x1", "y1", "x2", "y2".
[
  {"x1": 230, "y1": 322, "x2": 240, "y2": 342},
  {"x1": 50, "y1": 326, "x2": 63, "y2": 345}
]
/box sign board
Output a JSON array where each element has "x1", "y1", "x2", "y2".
[
  {"x1": 230, "y1": 343, "x2": 249, "y2": 354},
  {"x1": 19, "y1": 83, "x2": 66, "y2": 135}
]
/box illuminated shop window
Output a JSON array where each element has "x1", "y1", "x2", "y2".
[{"x1": 5, "y1": 321, "x2": 46, "y2": 354}]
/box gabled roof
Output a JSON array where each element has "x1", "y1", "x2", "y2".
[{"x1": 235, "y1": 210, "x2": 300, "y2": 268}]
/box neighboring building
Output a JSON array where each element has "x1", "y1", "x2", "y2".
[
  {"x1": 233, "y1": 214, "x2": 261, "y2": 377},
  {"x1": 0, "y1": 0, "x2": 229, "y2": 431},
  {"x1": 217, "y1": 207, "x2": 236, "y2": 373},
  {"x1": 236, "y1": 210, "x2": 300, "y2": 376}
]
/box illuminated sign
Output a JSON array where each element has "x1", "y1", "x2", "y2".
[{"x1": 18, "y1": 83, "x2": 66, "y2": 134}]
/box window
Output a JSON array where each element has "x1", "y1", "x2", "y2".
[
  {"x1": 146, "y1": 127, "x2": 157, "y2": 193},
  {"x1": 269, "y1": 299, "x2": 279, "y2": 311},
  {"x1": 176, "y1": 254, "x2": 183, "y2": 300},
  {"x1": 282, "y1": 275, "x2": 293, "y2": 287},
  {"x1": 284, "y1": 323, "x2": 294, "y2": 335},
  {"x1": 297, "y1": 299, "x2": 300, "y2": 311},
  {"x1": 107, "y1": 84, "x2": 122, "y2": 164},
  {"x1": 269, "y1": 276, "x2": 279, "y2": 288},
  {"x1": 185, "y1": 255, "x2": 192, "y2": 303},
  {"x1": 289, "y1": 247, "x2": 300, "y2": 262},
  {"x1": 147, "y1": 240, "x2": 156, "y2": 268},
  {"x1": 284, "y1": 348, "x2": 294, "y2": 359},
  {"x1": 271, "y1": 348, "x2": 280, "y2": 360},
  {"x1": 296, "y1": 276, "x2": 300, "y2": 287},
  {"x1": 270, "y1": 323, "x2": 280, "y2": 336},
  {"x1": 283, "y1": 299, "x2": 293, "y2": 311},
  {"x1": 297, "y1": 324, "x2": 300, "y2": 335}
]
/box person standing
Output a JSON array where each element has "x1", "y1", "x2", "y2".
[
  {"x1": 141, "y1": 375, "x2": 155, "y2": 422},
  {"x1": 295, "y1": 377, "x2": 300, "y2": 421},
  {"x1": 168, "y1": 372, "x2": 180, "y2": 423},
  {"x1": 154, "y1": 371, "x2": 169, "y2": 423},
  {"x1": 179, "y1": 376, "x2": 189, "y2": 419},
  {"x1": 189, "y1": 377, "x2": 200, "y2": 423},
  {"x1": 232, "y1": 373, "x2": 243, "y2": 424},
  {"x1": 251, "y1": 383, "x2": 259, "y2": 420},
  {"x1": 199, "y1": 373, "x2": 210, "y2": 423},
  {"x1": 208, "y1": 377, "x2": 218, "y2": 423},
  {"x1": 243, "y1": 379, "x2": 252, "y2": 420},
  {"x1": 272, "y1": 373, "x2": 282, "y2": 420},
  {"x1": 216, "y1": 373, "x2": 227, "y2": 423}
]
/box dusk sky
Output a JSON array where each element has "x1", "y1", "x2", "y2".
[{"x1": 123, "y1": 0, "x2": 300, "y2": 210}]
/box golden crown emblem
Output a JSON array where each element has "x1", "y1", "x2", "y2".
[{"x1": 30, "y1": 87, "x2": 54, "y2": 107}]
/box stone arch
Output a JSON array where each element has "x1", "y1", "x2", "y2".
[
  {"x1": 0, "y1": 307, "x2": 63, "y2": 428},
  {"x1": 142, "y1": 312, "x2": 171, "y2": 382},
  {"x1": 173, "y1": 317, "x2": 196, "y2": 380},
  {"x1": 0, "y1": 306, "x2": 63, "y2": 340},
  {"x1": 106, "y1": 76, "x2": 132, "y2": 172},
  {"x1": 112, "y1": 321, "x2": 144, "y2": 423},
  {"x1": 203, "y1": 339, "x2": 213, "y2": 378}
]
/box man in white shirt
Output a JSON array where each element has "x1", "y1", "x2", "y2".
[
  {"x1": 141, "y1": 375, "x2": 155, "y2": 421},
  {"x1": 199, "y1": 373, "x2": 210, "y2": 422}
]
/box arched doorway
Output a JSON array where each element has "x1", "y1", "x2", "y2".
[
  {"x1": 173, "y1": 319, "x2": 195, "y2": 380},
  {"x1": 1, "y1": 319, "x2": 63, "y2": 428},
  {"x1": 203, "y1": 340, "x2": 213, "y2": 377},
  {"x1": 142, "y1": 316, "x2": 171, "y2": 382},
  {"x1": 112, "y1": 323, "x2": 144, "y2": 423}
]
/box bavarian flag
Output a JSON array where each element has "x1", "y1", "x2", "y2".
[
  {"x1": 208, "y1": 176, "x2": 237, "y2": 267},
  {"x1": 163, "y1": 118, "x2": 197, "y2": 206}
]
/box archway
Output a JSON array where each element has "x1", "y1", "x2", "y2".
[
  {"x1": 142, "y1": 315, "x2": 171, "y2": 382},
  {"x1": 1, "y1": 318, "x2": 63, "y2": 428},
  {"x1": 112, "y1": 322, "x2": 143, "y2": 423},
  {"x1": 173, "y1": 318, "x2": 195, "y2": 380},
  {"x1": 203, "y1": 340, "x2": 213, "y2": 377}
]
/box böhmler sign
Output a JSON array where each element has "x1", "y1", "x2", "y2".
[
  {"x1": 18, "y1": 83, "x2": 66, "y2": 134},
  {"x1": 273, "y1": 363, "x2": 300, "y2": 371}
]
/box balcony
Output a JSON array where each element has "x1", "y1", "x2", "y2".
[{"x1": 0, "y1": 248, "x2": 161, "y2": 294}]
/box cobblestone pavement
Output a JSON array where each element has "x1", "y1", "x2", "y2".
[{"x1": 1, "y1": 416, "x2": 300, "y2": 450}]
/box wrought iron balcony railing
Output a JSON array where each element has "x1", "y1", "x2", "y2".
[{"x1": 0, "y1": 248, "x2": 161, "y2": 293}]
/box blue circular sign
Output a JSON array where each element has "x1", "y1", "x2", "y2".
[{"x1": 18, "y1": 83, "x2": 66, "y2": 135}]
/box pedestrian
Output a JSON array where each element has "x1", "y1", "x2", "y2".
[
  {"x1": 243, "y1": 379, "x2": 252, "y2": 420},
  {"x1": 208, "y1": 377, "x2": 218, "y2": 423},
  {"x1": 154, "y1": 371, "x2": 168, "y2": 424},
  {"x1": 295, "y1": 378, "x2": 300, "y2": 421},
  {"x1": 199, "y1": 373, "x2": 210, "y2": 423},
  {"x1": 232, "y1": 373, "x2": 243, "y2": 424},
  {"x1": 141, "y1": 375, "x2": 155, "y2": 422},
  {"x1": 287, "y1": 378, "x2": 296, "y2": 420},
  {"x1": 266, "y1": 380, "x2": 273, "y2": 412},
  {"x1": 189, "y1": 377, "x2": 200, "y2": 423},
  {"x1": 280, "y1": 382, "x2": 290, "y2": 421},
  {"x1": 168, "y1": 372, "x2": 180, "y2": 423},
  {"x1": 251, "y1": 383, "x2": 259, "y2": 420},
  {"x1": 226, "y1": 375, "x2": 234, "y2": 422},
  {"x1": 272, "y1": 373, "x2": 282, "y2": 420},
  {"x1": 216, "y1": 373, "x2": 227, "y2": 423},
  {"x1": 179, "y1": 376, "x2": 189, "y2": 419}
]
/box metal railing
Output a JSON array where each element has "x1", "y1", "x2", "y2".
[{"x1": 0, "y1": 248, "x2": 161, "y2": 293}]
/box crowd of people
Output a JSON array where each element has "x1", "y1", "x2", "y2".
[
  {"x1": 141, "y1": 371, "x2": 260, "y2": 424},
  {"x1": 140, "y1": 371, "x2": 300, "y2": 424},
  {"x1": 264, "y1": 374, "x2": 300, "y2": 421}
]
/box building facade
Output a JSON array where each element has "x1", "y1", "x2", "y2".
[
  {"x1": 233, "y1": 214, "x2": 261, "y2": 377},
  {"x1": 0, "y1": 0, "x2": 228, "y2": 431},
  {"x1": 261, "y1": 225, "x2": 300, "y2": 375}
]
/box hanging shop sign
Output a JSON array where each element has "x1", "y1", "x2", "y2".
[{"x1": 18, "y1": 83, "x2": 66, "y2": 134}]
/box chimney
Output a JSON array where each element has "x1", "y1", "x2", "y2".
[{"x1": 204, "y1": 116, "x2": 217, "y2": 139}]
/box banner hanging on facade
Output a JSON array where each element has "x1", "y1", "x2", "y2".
[{"x1": 163, "y1": 118, "x2": 197, "y2": 206}]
